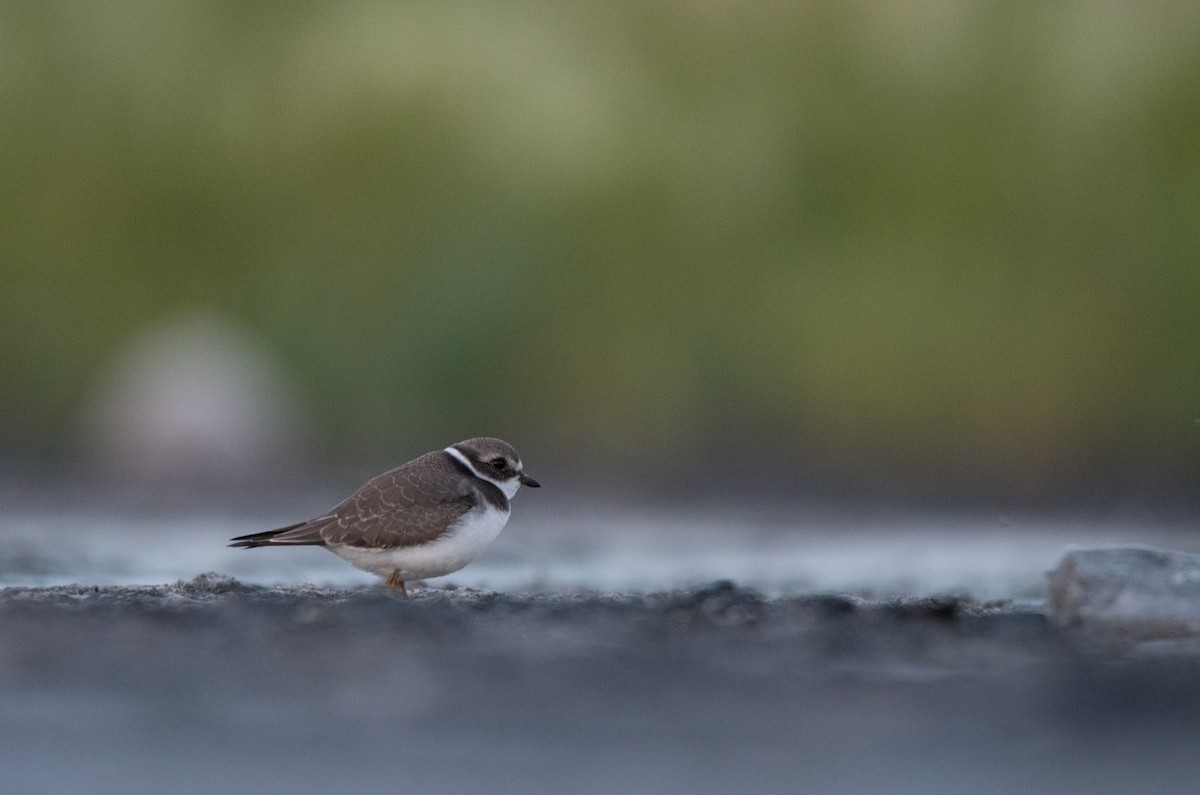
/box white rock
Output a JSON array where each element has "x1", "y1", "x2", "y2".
[
  {"x1": 1047, "y1": 546, "x2": 1200, "y2": 640},
  {"x1": 80, "y1": 309, "x2": 309, "y2": 488}
]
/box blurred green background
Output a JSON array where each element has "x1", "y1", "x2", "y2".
[{"x1": 2, "y1": 2, "x2": 1199, "y2": 504}]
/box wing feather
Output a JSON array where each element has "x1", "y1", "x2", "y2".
[
  {"x1": 317, "y1": 451, "x2": 480, "y2": 548},
  {"x1": 228, "y1": 520, "x2": 329, "y2": 548}
]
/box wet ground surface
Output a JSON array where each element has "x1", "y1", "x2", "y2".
[{"x1": 4, "y1": 575, "x2": 1200, "y2": 794}]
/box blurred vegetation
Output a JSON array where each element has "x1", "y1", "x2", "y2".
[{"x1": 2, "y1": 2, "x2": 1199, "y2": 501}]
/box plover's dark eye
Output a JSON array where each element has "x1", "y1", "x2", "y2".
[{"x1": 490, "y1": 457, "x2": 507, "y2": 470}]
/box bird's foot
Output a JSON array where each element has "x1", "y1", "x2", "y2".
[{"x1": 385, "y1": 569, "x2": 408, "y2": 599}]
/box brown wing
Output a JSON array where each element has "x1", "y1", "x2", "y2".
[{"x1": 314, "y1": 451, "x2": 478, "y2": 549}]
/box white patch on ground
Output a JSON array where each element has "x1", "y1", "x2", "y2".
[{"x1": 3, "y1": 492, "x2": 1199, "y2": 601}]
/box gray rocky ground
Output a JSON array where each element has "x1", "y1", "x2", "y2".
[{"x1": 3, "y1": 573, "x2": 1200, "y2": 795}]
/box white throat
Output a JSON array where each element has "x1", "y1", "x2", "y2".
[{"x1": 444, "y1": 446, "x2": 521, "y2": 499}]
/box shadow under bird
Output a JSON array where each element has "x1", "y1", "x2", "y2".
[{"x1": 229, "y1": 437, "x2": 539, "y2": 596}]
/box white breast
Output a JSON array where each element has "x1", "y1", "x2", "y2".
[{"x1": 328, "y1": 504, "x2": 510, "y2": 581}]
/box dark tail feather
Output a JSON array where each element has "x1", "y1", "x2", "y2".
[{"x1": 229, "y1": 521, "x2": 327, "y2": 548}]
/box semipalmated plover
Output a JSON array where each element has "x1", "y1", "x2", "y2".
[{"x1": 229, "y1": 437, "x2": 539, "y2": 596}]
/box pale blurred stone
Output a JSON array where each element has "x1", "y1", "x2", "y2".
[
  {"x1": 1047, "y1": 546, "x2": 1200, "y2": 640},
  {"x1": 80, "y1": 309, "x2": 309, "y2": 488}
]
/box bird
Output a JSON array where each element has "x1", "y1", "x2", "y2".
[{"x1": 229, "y1": 437, "x2": 539, "y2": 596}]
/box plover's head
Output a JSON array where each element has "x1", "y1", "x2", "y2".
[{"x1": 447, "y1": 437, "x2": 540, "y2": 499}]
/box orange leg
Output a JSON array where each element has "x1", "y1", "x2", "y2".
[{"x1": 385, "y1": 569, "x2": 408, "y2": 598}]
